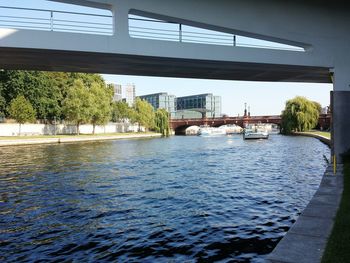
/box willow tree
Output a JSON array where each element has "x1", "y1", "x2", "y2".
[
  {"x1": 281, "y1": 96, "x2": 320, "y2": 134},
  {"x1": 155, "y1": 109, "x2": 170, "y2": 136}
]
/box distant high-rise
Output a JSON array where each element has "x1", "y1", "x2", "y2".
[
  {"x1": 125, "y1": 84, "x2": 136, "y2": 107},
  {"x1": 139, "y1": 92, "x2": 176, "y2": 118},
  {"x1": 112, "y1": 84, "x2": 122, "y2": 102}
]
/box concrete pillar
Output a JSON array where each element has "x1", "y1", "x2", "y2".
[
  {"x1": 332, "y1": 91, "x2": 350, "y2": 163},
  {"x1": 112, "y1": 0, "x2": 130, "y2": 38},
  {"x1": 332, "y1": 65, "x2": 350, "y2": 163}
]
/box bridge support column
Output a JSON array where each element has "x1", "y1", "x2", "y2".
[
  {"x1": 112, "y1": 1, "x2": 129, "y2": 37},
  {"x1": 332, "y1": 65, "x2": 350, "y2": 163},
  {"x1": 332, "y1": 91, "x2": 350, "y2": 163}
]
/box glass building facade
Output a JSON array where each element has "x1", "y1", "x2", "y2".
[
  {"x1": 175, "y1": 94, "x2": 221, "y2": 119},
  {"x1": 139, "y1": 93, "x2": 176, "y2": 118},
  {"x1": 125, "y1": 84, "x2": 136, "y2": 107},
  {"x1": 112, "y1": 84, "x2": 122, "y2": 102}
]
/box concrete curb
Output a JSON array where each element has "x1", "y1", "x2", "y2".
[
  {"x1": 266, "y1": 164, "x2": 343, "y2": 263},
  {"x1": 0, "y1": 133, "x2": 163, "y2": 147}
]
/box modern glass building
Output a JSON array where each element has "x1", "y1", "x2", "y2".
[
  {"x1": 112, "y1": 84, "x2": 122, "y2": 102},
  {"x1": 139, "y1": 92, "x2": 176, "y2": 118},
  {"x1": 175, "y1": 93, "x2": 221, "y2": 119},
  {"x1": 125, "y1": 84, "x2": 136, "y2": 107}
]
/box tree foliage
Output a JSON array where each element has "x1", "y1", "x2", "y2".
[
  {"x1": 111, "y1": 101, "x2": 132, "y2": 122},
  {"x1": 134, "y1": 98, "x2": 155, "y2": 131},
  {"x1": 90, "y1": 82, "x2": 112, "y2": 134},
  {"x1": 62, "y1": 79, "x2": 92, "y2": 135},
  {"x1": 0, "y1": 70, "x2": 161, "y2": 135},
  {"x1": 8, "y1": 95, "x2": 36, "y2": 125},
  {"x1": 0, "y1": 70, "x2": 62, "y2": 120},
  {"x1": 0, "y1": 70, "x2": 107, "y2": 121},
  {"x1": 281, "y1": 96, "x2": 320, "y2": 134},
  {"x1": 0, "y1": 93, "x2": 5, "y2": 118},
  {"x1": 154, "y1": 108, "x2": 170, "y2": 136}
]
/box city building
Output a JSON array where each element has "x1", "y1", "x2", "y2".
[
  {"x1": 125, "y1": 84, "x2": 136, "y2": 107},
  {"x1": 139, "y1": 92, "x2": 176, "y2": 118},
  {"x1": 112, "y1": 84, "x2": 122, "y2": 102},
  {"x1": 175, "y1": 93, "x2": 221, "y2": 119}
]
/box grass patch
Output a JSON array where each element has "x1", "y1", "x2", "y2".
[
  {"x1": 311, "y1": 131, "x2": 331, "y2": 139},
  {"x1": 322, "y1": 159, "x2": 350, "y2": 262},
  {"x1": 0, "y1": 132, "x2": 157, "y2": 140}
]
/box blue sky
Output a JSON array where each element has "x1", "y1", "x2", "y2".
[{"x1": 1, "y1": 0, "x2": 333, "y2": 116}]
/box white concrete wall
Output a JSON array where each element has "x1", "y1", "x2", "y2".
[{"x1": 0, "y1": 123, "x2": 144, "y2": 136}]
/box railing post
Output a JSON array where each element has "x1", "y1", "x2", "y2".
[
  {"x1": 179, "y1": 23, "x2": 182, "y2": 42},
  {"x1": 50, "y1": 11, "x2": 53, "y2": 31}
]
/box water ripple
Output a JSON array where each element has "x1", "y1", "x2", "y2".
[{"x1": 0, "y1": 135, "x2": 329, "y2": 262}]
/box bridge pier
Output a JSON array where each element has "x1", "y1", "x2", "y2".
[
  {"x1": 332, "y1": 63, "x2": 350, "y2": 163},
  {"x1": 333, "y1": 91, "x2": 350, "y2": 163}
]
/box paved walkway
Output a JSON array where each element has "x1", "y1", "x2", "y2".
[
  {"x1": 0, "y1": 133, "x2": 162, "y2": 147},
  {"x1": 267, "y1": 164, "x2": 343, "y2": 263}
]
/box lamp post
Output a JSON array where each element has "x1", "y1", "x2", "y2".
[{"x1": 54, "y1": 116, "x2": 57, "y2": 136}]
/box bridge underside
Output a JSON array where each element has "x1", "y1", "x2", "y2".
[{"x1": 0, "y1": 47, "x2": 331, "y2": 83}]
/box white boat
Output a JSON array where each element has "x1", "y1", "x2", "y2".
[
  {"x1": 198, "y1": 125, "x2": 226, "y2": 136},
  {"x1": 219, "y1": 124, "x2": 243, "y2": 135},
  {"x1": 243, "y1": 126, "x2": 269, "y2": 140}
]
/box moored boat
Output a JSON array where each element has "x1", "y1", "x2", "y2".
[
  {"x1": 243, "y1": 125, "x2": 269, "y2": 140},
  {"x1": 198, "y1": 125, "x2": 226, "y2": 136},
  {"x1": 219, "y1": 124, "x2": 243, "y2": 135}
]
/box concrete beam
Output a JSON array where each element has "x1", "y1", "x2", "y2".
[
  {"x1": 0, "y1": 47, "x2": 331, "y2": 82},
  {"x1": 48, "y1": 0, "x2": 112, "y2": 10}
]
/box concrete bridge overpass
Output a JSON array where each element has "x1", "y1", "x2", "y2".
[
  {"x1": 171, "y1": 114, "x2": 331, "y2": 134},
  {"x1": 0, "y1": 0, "x2": 349, "y2": 160}
]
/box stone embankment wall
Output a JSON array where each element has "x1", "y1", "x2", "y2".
[{"x1": 0, "y1": 123, "x2": 144, "y2": 136}]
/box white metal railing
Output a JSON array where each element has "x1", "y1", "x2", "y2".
[
  {"x1": 129, "y1": 16, "x2": 305, "y2": 52},
  {"x1": 0, "y1": 6, "x2": 113, "y2": 35},
  {"x1": 0, "y1": 6, "x2": 305, "y2": 51}
]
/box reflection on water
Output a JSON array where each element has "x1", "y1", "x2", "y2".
[{"x1": 0, "y1": 135, "x2": 329, "y2": 262}]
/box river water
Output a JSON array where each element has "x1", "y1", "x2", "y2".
[{"x1": 0, "y1": 135, "x2": 329, "y2": 262}]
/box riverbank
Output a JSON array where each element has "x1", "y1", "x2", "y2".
[
  {"x1": 268, "y1": 131, "x2": 340, "y2": 263},
  {"x1": 322, "y1": 159, "x2": 350, "y2": 262},
  {"x1": 0, "y1": 132, "x2": 162, "y2": 147},
  {"x1": 268, "y1": 164, "x2": 343, "y2": 263}
]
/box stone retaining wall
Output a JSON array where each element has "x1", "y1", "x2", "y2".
[{"x1": 0, "y1": 123, "x2": 144, "y2": 136}]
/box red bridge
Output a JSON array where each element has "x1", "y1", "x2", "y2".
[{"x1": 170, "y1": 114, "x2": 331, "y2": 134}]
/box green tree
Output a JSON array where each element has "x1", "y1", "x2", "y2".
[
  {"x1": 155, "y1": 108, "x2": 170, "y2": 136},
  {"x1": 111, "y1": 101, "x2": 132, "y2": 122},
  {"x1": 62, "y1": 79, "x2": 92, "y2": 135},
  {"x1": 67, "y1": 73, "x2": 106, "y2": 89},
  {"x1": 8, "y1": 95, "x2": 36, "y2": 135},
  {"x1": 134, "y1": 98, "x2": 155, "y2": 131},
  {"x1": 0, "y1": 93, "x2": 5, "y2": 118},
  {"x1": 90, "y1": 82, "x2": 112, "y2": 134},
  {"x1": 281, "y1": 96, "x2": 320, "y2": 134},
  {"x1": 0, "y1": 70, "x2": 63, "y2": 120}
]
